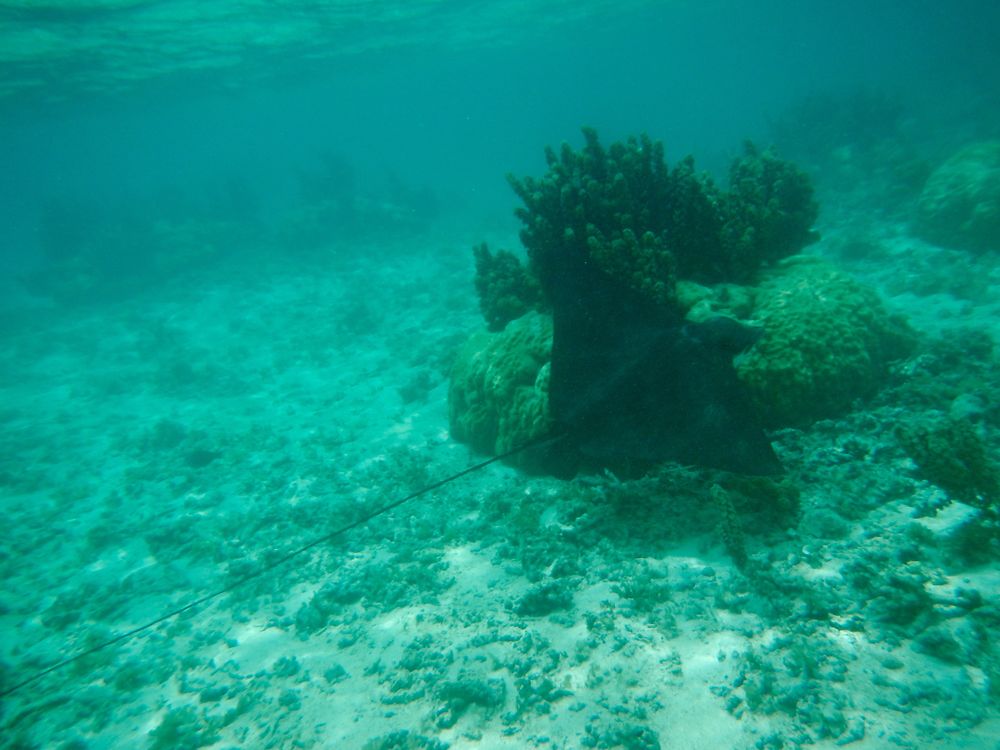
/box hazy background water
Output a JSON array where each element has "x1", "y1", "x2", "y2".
[{"x1": 1, "y1": 0, "x2": 998, "y2": 296}]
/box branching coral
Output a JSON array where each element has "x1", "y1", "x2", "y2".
[
  {"x1": 720, "y1": 142, "x2": 820, "y2": 281},
  {"x1": 472, "y1": 243, "x2": 542, "y2": 331},
  {"x1": 505, "y1": 128, "x2": 819, "y2": 311},
  {"x1": 507, "y1": 127, "x2": 687, "y2": 308}
]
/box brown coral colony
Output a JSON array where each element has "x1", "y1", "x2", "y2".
[{"x1": 455, "y1": 128, "x2": 916, "y2": 472}]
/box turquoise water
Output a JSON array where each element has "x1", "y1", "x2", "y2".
[{"x1": 2, "y1": 2, "x2": 1000, "y2": 748}]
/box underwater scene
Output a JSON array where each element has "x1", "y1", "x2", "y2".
[{"x1": 2, "y1": 1, "x2": 1000, "y2": 748}]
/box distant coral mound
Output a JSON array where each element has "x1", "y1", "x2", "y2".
[{"x1": 915, "y1": 141, "x2": 1000, "y2": 254}]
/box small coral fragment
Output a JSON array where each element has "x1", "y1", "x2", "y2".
[{"x1": 897, "y1": 415, "x2": 1000, "y2": 507}]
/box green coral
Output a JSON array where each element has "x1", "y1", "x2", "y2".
[
  {"x1": 472, "y1": 243, "x2": 542, "y2": 331},
  {"x1": 507, "y1": 127, "x2": 699, "y2": 308},
  {"x1": 453, "y1": 129, "x2": 825, "y2": 459},
  {"x1": 897, "y1": 415, "x2": 1000, "y2": 508},
  {"x1": 711, "y1": 483, "x2": 747, "y2": 567},
  {"x1": 736, "y1": 257, "x2": 915, "y2": 426},
  {"x1": 448, "y1": 311, "x2": 552, "y2": 456},
  {"x1": 915, "y1": 141, "x2": 1000, "y2": 254},
  {"x1": 505, "y1": 128, "x2": 819, "y2": 310},
  {"x1": 514, "y1": 580, "x2": 574, "y2": 616},
  {"x1": 582, "y1": 719, "x2": 661, "y2": 750},
  {"x1": 434, "y1": 674, "x2": 507, "y2": 728},
  {"x1": 720, "y1": 141, "x2": 820, "y2": 281},
  {"x1": 148, "y1": 706, "x2": 219, "y2": 750}
]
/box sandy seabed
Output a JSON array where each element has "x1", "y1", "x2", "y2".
[{"x1": 2, "y1": 223, "x2": 1000, "y2": 750}]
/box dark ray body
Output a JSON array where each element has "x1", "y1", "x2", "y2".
[{"x1": 546, "y1": 250, "x2": 781, "y2": 476}]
